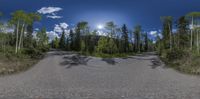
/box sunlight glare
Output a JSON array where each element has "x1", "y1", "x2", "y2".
[{"x1": 97, "y1": 25, "x2": 103, "y2": 29}]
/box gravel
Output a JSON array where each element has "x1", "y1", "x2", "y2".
[{"x1": 0, "y1": 51, "x2": 200, "y2": 99}]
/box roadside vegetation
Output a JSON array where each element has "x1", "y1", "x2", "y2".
[
  {"x1": 156, "y1": 12, "x2": 200, "y2": 74},
  {"x1": 0, "y1": 11, "x2": 49, "y2": 75}
]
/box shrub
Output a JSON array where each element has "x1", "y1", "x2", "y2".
[
  {"x1": 22, "y1": 48, "x2": 42, "y2": 59},
  {"x1": 166, "y1": 49, "x2": 190, "y2": 62}
]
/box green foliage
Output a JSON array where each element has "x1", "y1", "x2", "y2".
[
  {"x1": 59, "y1": 30, "x2": 66, "y2": 49},
  {"x1": 144, "y1": 32, "x2": 148, "y2": 51},
  {"x1": 74, "y1": 23, "x2": 82, "y2": 51},
  {"x1": 107, "y1": 38, "x2": 118, "y2": 54},
  {"x1": 52, "y1": 37, "x2": 59, "y2": 49},
  {"x1": 0, "y1": 10, "x2": 48, "y2": 75},
  {"x1": 96, "y1": 37, "x2": 118, "y2": 54},
  {"x1": 96, "y1": 36, "x2": 108, "y2": 53},
  {"x1": 121, "y1": 24, "x2": 129, "y2": 52},
  {"x1": 186, "y1": 12, "x2": 200, "y2": 18},
  {"x1": 36, "y1": 28, "x2": 48, "y2": 47},
  {"x1": 81, "y1": 40, "x2": 85, "y2": 52},
  {"x1": 69, "y1": 29, "x2": 74, "y2": 50},
  {"x1": 166, "y1": 49, "x2": 189, "y2": 62},
  {"x1": 160, "y1": 16, "x2": 173, "y2": 50},
  {"x1": 134, "y1": 25, "x2": 141, "y2": 52},
  {"x1": 105, "y1": 21, "x2": 117, "y2": 37},
  {"x1": 88, "y1": 34, "x2": 96, "y2": 54},
  {"x1": 22, "y1": 48, "x2": 42, "y2": 59},
  {"x1": 176, "y1": 16, "x2": 190, "y2": 49}
]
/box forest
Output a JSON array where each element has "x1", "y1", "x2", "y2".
[
  {"x1": 51, "y1": 21, "x2": 154, "y2": 57},
  {"x1": 0, "y1": 10, "x2": 200, "y2": 74}
]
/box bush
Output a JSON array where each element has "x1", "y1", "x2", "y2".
[
  {"x1": 37, "y1": 46, "x2": 50, "y2": 52},
  {"x1": 166, "y1": 49, "x2": 190, "y2": 62},
  {"x1": 22, "y1": 48, "x2": 42, "y2": 59}
]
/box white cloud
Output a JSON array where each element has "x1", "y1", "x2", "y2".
[
  {"x1": 149, "y1": 31, "x2": 157, "y2": 36},
  {"x1": 64, "y1": 29, "x2": 70, "y2": 36},
  {"x1": 172, "y1": 29, "x2": 177, "y2": 33},
  {"x1": 60, "y1": 23, "x2": 69, "y2": 29},
  {"x1": 46, "y1": 31, "x2": 59, "y2": 41},
  {"x1": 54, "y1": 24, "x2": 63, "y2": 33},
  {"x1": 34, "y1": 28, "x2": 39, "y2": 31},
  {"x1": 97, "y1": 30, "x2": 107, "y2": 36},
  {"x1": 46, "y1": 22, "x2": 70, "y2": 41},
  {"x1": 158, "y1": 33, "x2": 162, "y2": 38},
  {"x1": 153, "y1": 40, "x2": 156, "y2": 44},
  {"x1": 38, "y1": 7, "x2": 63, "y2": 19},
  {"x1": 149, "y1": 30, "x2": 164, "y2": 39},
  {"x1": 53, "y1": 23, "x2": 69, "y2": 33},
  {"x1": 0, "y1": 24, "x2": 14, "y2": 33},
  {"x1": 47, "y1": 15, "x2": 62, "y2": 19},
  {"x1": 33, "y1": 31, "x2": 38, "y2": 39},
  {"x1": 37, "y1": 7, "x2": 62, "y2": 14},
  {"x1": 2, "y1": 28, "x2": 14, "y2": 33}
]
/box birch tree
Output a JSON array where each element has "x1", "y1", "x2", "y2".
[{"x1": 186, "y1": 12, "x2": 200, "y2": 50}]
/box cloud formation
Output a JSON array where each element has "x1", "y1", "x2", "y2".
[
  {"x1": 0, "y1": 24, "x2": 14, "y2": 33},
  {"x1": 60, "y1": 23, "x2": 69, "y2": 29},
  {"x1": 47, "y1": 15, "x2": 62, "y2": 19},
  {"x1": 149, "y1": 31, "x2": 157, "y2": 36},
  {"x1": 97, "y1": 30, "x2": 107, "y2": 36},
  {"x1": 37, "y1": 7, "x2": 63, "y2": 19},
  {"x1": 47, "y1": 22, "x2": 70, "y2": 41},
  {"x1": 54, "y1": 24, "x2": 63, "y2": 33},
  {"x1": 46, "y1": 31, "x2": 59, "y2": 41},
  {"x1": 37, "y1": 7, "x2": 62, "y2": 14}
]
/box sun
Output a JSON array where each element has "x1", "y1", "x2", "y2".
[{"x1": 97, "y1": 24, "x2": 103, "y2": 29}]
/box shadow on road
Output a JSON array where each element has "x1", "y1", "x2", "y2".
[
  {"x1": 60, "y1": 54, "x2": 92, "y2": 69},
  {"x1": 150, "y1": 58, "x2": 162, "y2": 69},
  {"x1": 101, "y1": 58, "x2": 118, "y2": 65},
  {"x1": 123, "y1": 52, "x2": 164, "y2": 69},
  {"x1": 57, "y1": 51, "x2": 163, "y2": 69}
]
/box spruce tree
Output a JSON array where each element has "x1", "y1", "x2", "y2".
[
  {"x1": 59, "y1": 29, "x2": 66, "y2": 49},
  {"x1": 75, "y1": 23, "x2": 81, "y2": 51},
  {"x1": 69, "y1": 29, "x2": 74, "y2": 51},
  {"x1": 122, "y1": 24, "x2": 129, "y2": 53}
]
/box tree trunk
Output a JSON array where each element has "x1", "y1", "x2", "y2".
[
  {"x1": 191, "y1": 16, "x2": 194, "y2": 50},
  {"x1": 18, "y1": 23, "x2": 25, "y2": 51},
  {"x1": 191, "y1": 30, "x2": 193, "y2": 50},
  {"x1": 197, "y1": 30, "x2": 199, "y2": 54},
  {"x1": 22, "y1": 25, "x2": 27, "y2": 48},
  {"x1": 15, "y1": 20, "x2": 19, "y2": 54},
  {"x1": 168, "y1": 23, "x2": 172, "y2": 51}
]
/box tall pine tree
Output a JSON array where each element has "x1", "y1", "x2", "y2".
[
  {"x1": 122, "y1": 24, "x2": 129, "y2": 53},
  {"x1": 59, "y1": 29, "x2": 66, "y2": 49}
]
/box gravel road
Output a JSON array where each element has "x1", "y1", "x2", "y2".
[{"x1": 0, "y1": 51, "x2": 200, "y2": 99}]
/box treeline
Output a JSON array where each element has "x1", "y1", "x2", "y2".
[
  {"x1": 51, "y1": 21, "x2": 155, "y2": 57},
  {"x1": 157, "y1": 12, "x2": 200, "y2": 74},
  {"x1": 0, "y1": 10, "x2": 49, "y2": 58}
]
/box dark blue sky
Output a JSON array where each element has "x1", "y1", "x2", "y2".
[{"x1": 0, "y1": 0, "x2": 200, "y2": 32}]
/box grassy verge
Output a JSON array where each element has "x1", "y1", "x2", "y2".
[
  {"x1": 0, "y1": 48, "x2": 46, "y2": 76},
  {"x1": 160, "y1": 50, "x2": 200, "y2": 75}
]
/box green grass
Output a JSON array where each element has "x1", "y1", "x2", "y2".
[
  {"x1": 161, "y1": 52, "x2": 200, "y2": 75},
  {"x1": 0, "y1": 47, "x2": 45, "y2": 76}
]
